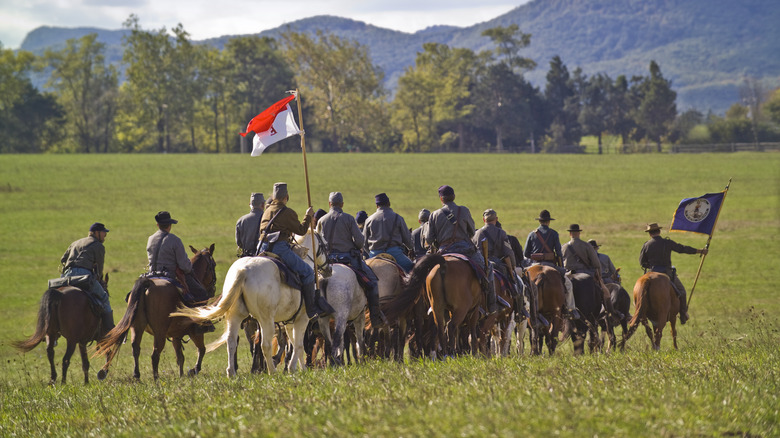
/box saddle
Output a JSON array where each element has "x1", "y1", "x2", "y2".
[
  {"x1": 256, "y1": 253, "x2": 303, "y2": 290},
  {"x1": 373, "y1": 253, "x2": 407, "y2": 277},
  {"x1": 47, "y1": 275, "x2": 103, "y2": 316}
]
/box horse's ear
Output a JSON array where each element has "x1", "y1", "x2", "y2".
[
  {"x1": 104, "y1": 273, "x2": 109, "y2": 283},
  {"x1": 616, "y1": 267, "x2": 621, "y2": 273},
  {"x1": 209, "y1": 243, "x2": 215, "y2": 254},
  {"x1": 189, "y1": 245, "x2": 198, "y2": 254}
]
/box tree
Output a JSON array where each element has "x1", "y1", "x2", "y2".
[
  {"x1": 634, "y1": 60, "x2": 677, "y2": 152},
  {"x1": 481, "y1": 25, "x2": 536, "y2": 73},
  {"x1": 282, "y1": 31, "x2": 390, "y2": 152},
  {"x1": 763, "y1": 88, "x2": 780, "y2": 126},
  {"x1": 543, "y1": 56, "x2": 581, "y2": 151},
  {"x1": 578, "y1": 73, "x2": 611, "y2": 154},
  {"x1": 43, "y1": 34, "x2": 118, "y2": 153},
  {"x1": 605, "y1": 75, "x2": 636, "y2": 151},
  {"x1": 0, "y1": 45, "x2": 63, "y2": 153},
  {"x1": 118, "y1": 16, "x2": 204, "y2": 153}
]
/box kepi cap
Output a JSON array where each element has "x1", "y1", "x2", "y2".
[{"x1": 90, "y1": 222, "x2": 109, "y2": 233}]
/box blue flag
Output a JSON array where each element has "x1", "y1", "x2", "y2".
[{"x1": 670, "y1": 191, "x2": 726, "y2": 236}]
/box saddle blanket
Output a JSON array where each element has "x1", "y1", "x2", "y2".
[
  {"x1": 441, "y1": 253, "x2": 487, "y2": 282},
  {"x1": 256, "y1": 254, "x2": 303, "y2": 290}
]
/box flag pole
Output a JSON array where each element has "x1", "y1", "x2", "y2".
[
  {"x1": 291, "y1": 89, "x2": 320, "y2": 287},
  {"x1": 688, "y1": 178, "x2": 731, "y2": 307}
]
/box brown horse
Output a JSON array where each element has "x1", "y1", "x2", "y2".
[
  {"x1": 385, "y1": 254, "x2": 482, "y2": 358},
  {"x1": 620, "y1": 272, "x2": 679, "y2": 351},
  {"x1": 365, "y1": 256, "x2": 406, "y2": 361},
  {"x1": 526, "y1": 264, "x2": 567, "y2": 355},
  {"x1": 95, "y1": 244, "x2": 216, "y2": 380},
  {"x1": 14, "y1": 275, "x2": 112, "y2": 384}
]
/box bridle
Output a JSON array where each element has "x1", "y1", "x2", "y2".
[
  {"x1": 194, "y1": 249, "x2": 217, "y2": 295},
  {"x1": 306, "y1": 232, "x2": 332, "y2": 277}
]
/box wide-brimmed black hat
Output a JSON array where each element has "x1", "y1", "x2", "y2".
[
  {"x1": 567, "y1": 224, "x2": 583, "y2": 232},
  {"x1": 645, "y1": 222, "x2": 663, "y2": 233},
  {"x1": 536, "y1": 210, "x2": 555, "y2": 221},
  {"x1": 155, "y1": 211, "x2": 178, "y2": 225},
  {"x1": 588, "y1": 239, "x2": 600, "y2": 248},
  {"x1": 89, "y1": 222, "x2": 109, "y2": 233}
]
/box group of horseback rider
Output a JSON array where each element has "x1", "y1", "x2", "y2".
[{"x1": 59, "y1": 182, "x2": 707, "y2": 334}]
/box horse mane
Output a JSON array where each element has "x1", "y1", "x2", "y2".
[{"x1": 384, "y1": 254, "x2": 445, "y2": 322}]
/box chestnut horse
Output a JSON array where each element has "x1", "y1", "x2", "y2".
[
  {"x1": 384, "y1": 254, "x2": 482, "y2": 358},
  {"x1": 526, "y1": 265, "x2": 566, "y2": 355},
  {"x1": 619, "y1": 272, "x2": 679, "y2": 351},
  {"x1": 95, "y1": 244, "x2": 216, "y2": 380},
  {"x1": 14, "y1": 275, "x2": 111, "y2": 384}
]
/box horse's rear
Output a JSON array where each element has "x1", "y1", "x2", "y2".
[
  {"x1": 317, "y1": 263, "x2": 367, "y2": 366},
  {"x1": 621, "y1": 272, "x2": 678, "y2": 350},
  {"x1": 569, "y1": 273, "x2": 603, "y2": 354},
  {"x1": 527, "y1": 265, "x2": 565, "y2": 355},
  {"x1": 14, "y1": 286, "x2": 102, "y2": 384},
  {"x1": 366, "y1": 257, "x2": 405, "y2": 360},
  {"x1": 428, "y1": 257, "x2": 481, "y2": 357}
]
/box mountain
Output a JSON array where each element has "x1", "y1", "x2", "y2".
[{"x1": 19, "y1": 0, "x2": 780, "y2": 114}]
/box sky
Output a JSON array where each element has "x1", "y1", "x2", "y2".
[{"x1": 1, "y1": 0, "x2": 531, "y2": 50}]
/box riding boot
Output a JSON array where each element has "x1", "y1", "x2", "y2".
[
  {"x1": 302, "y1": 282, "x2": 329, "y2": 319},
  {"x1": 366, "y1": 285, "x2": 389, "y2": 328},
  {"x1": 561, "y1": 275, "x2": 581, "y2": 320},
  {"x1": 675, "y1": 285, "x2": 689, "y2": 325},
  {"x1": 100, "y1": 310, "x2": 115, "y2": 335}
]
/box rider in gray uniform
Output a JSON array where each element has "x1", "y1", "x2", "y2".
[
  {"x1": 146, "y1": 211, "x2": 210, "y2": 304},
  {"x1": 317, "y1": 192, "x2": 387, "y2": 327},
  {"x1": 235, "y1": 192, "x2": 264, "y2": 257},
  {"x1": 363, "y1": 193, "x2": 414, "y2": 273},
  {"x1": 61, "y1": 222, "x2": 114, "y2": 333}
]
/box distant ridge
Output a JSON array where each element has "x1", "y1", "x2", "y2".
[{"x1": 19, "y1": 0, "x2": 780, "y2": 114}]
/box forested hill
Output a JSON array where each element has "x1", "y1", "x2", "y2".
[{"x1": 19, "y1": 0, "x2": 780, "y2": 114}]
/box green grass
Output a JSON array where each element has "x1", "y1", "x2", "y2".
[{"x1": 0, "y1": 152, "x2": 778, "y2": 437}]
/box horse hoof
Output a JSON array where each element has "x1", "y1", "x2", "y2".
[
  {"x1": 187, "y1": 368, "x2": 198, "y2": 377},
  {"x1": 97, "y1": 369, "x2": 108, "y2": 381}
]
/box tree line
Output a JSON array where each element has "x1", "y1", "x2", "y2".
[{"x1": 2, "y1": 18, "x2": 779, "y2": 154}]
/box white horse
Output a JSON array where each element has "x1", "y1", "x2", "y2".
[
  {"x1": 316, "y1": 263, "x2": 367, "y2": 365},
  {"x1": 172, "y1": 233, "x2": 327, "y2": 376}
]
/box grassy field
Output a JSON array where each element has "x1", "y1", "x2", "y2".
[{"x1": 0, "y1": 152, "x2": 778, "y2": 437}]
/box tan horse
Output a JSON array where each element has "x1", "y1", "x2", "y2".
[
  {"x1": 526, "y1": 264, "x2": 566, "y2": 355},
  {"x1": 620, "y1": 272, "x2": 679, "y2": 351},
  {"x1": 95, "y1": 245, "x2": 216, "y2": 380},
  {"x1": 14, "y1": 275, "x2": 111, "y2": 384}
]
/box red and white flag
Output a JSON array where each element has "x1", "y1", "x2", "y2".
[{"x1": 240, "y1": 95, "x2": 301, "y2": 156}]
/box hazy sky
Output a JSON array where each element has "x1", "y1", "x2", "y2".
[{"x1": 1, "y1": 0, "x2": 531, "y2": 49}]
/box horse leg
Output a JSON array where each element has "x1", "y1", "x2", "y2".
[
  {"x1": 642, "y1": 321, "x2": 655, "y2": 349},
  {"x1": 225, "y1": 316, "x2": 241, "y2": 377},
  {"x1": 46, "y1": 336, "x2": 58, "y2": 384},
  {"x1": 189, "y1": 334, "x2": 206, "y2": 376},
  {"x1": 353, "y1": 321, "x2": 365, "y2": 364},
  {"x1": 670, "y1": 318, "x2": 678, "y2": 350},
  {"x1": 151, "y1": 333, "x2": 167, "y2": 380},
  {"x1": 61, "y1": 340, "x2": 77, "y2": 384},
  {"x1": 332, "y1": 317, "x2": 347, "y2": 366},
  {"x1": 257, "y1": 319, "x2": 277, "y2": 374},
  {"x1": 171, "y1": 338, "x2": 185, "y2": 377},
  {"x1": 287, "y1": 317, "x2": 309, "y2": 372},
  {"x1": 131, "y1": 327, "x2": 143, "y2": 379},
  {"x1": 78, "y1": 343, "x2": 90, "y2": 384}
]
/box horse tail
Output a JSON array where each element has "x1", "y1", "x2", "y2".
[
  {"x1": 171, "y1": 266, "x2": 246, "y2": 322},
  {"x1": 13, "y1": 288, "x2": 61, "y2": 352},
  {"x1": 385, "y1": 254, "x2": 445, "y2": 322},
  {"x1": 95, "y1": 277, "x2": 149, "y2": 358},
  {"x1": 205, "y1": 327, "x2": 231, "y2": 353},
  {"x1": 620, "y1": 276, "x2": 650, "y2": 349}
]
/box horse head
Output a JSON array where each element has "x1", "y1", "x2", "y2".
[
  {"x1": 294, "y1": 232, "x2": 331, "y2": 277},
  {"x1": 190, "y1": 243, "x2": 217, "y2": 296}
]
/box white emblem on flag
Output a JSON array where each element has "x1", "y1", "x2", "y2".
[{"x1": 683, "y1": 198, "x2": 711, "y2": 223}]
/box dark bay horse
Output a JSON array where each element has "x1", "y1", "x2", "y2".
[
  {"x1": 14, "y1": 275, "x2": 112, "y2": 384},
  {"x1": 569, "y1": 273, "x2": 613, "y2": 354},
  {"x1": 526, "y1": 265, "x2": 566, "y2": 355},
  {"x1": 602, "y1": 281, "x2": 631, "y2": 349},
  {"x1": 95, "y1": 244, "x2": 216, "y2": 380},
  {"x1": 620, "y1": 272, "x2": 679, "y2": 351}
]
